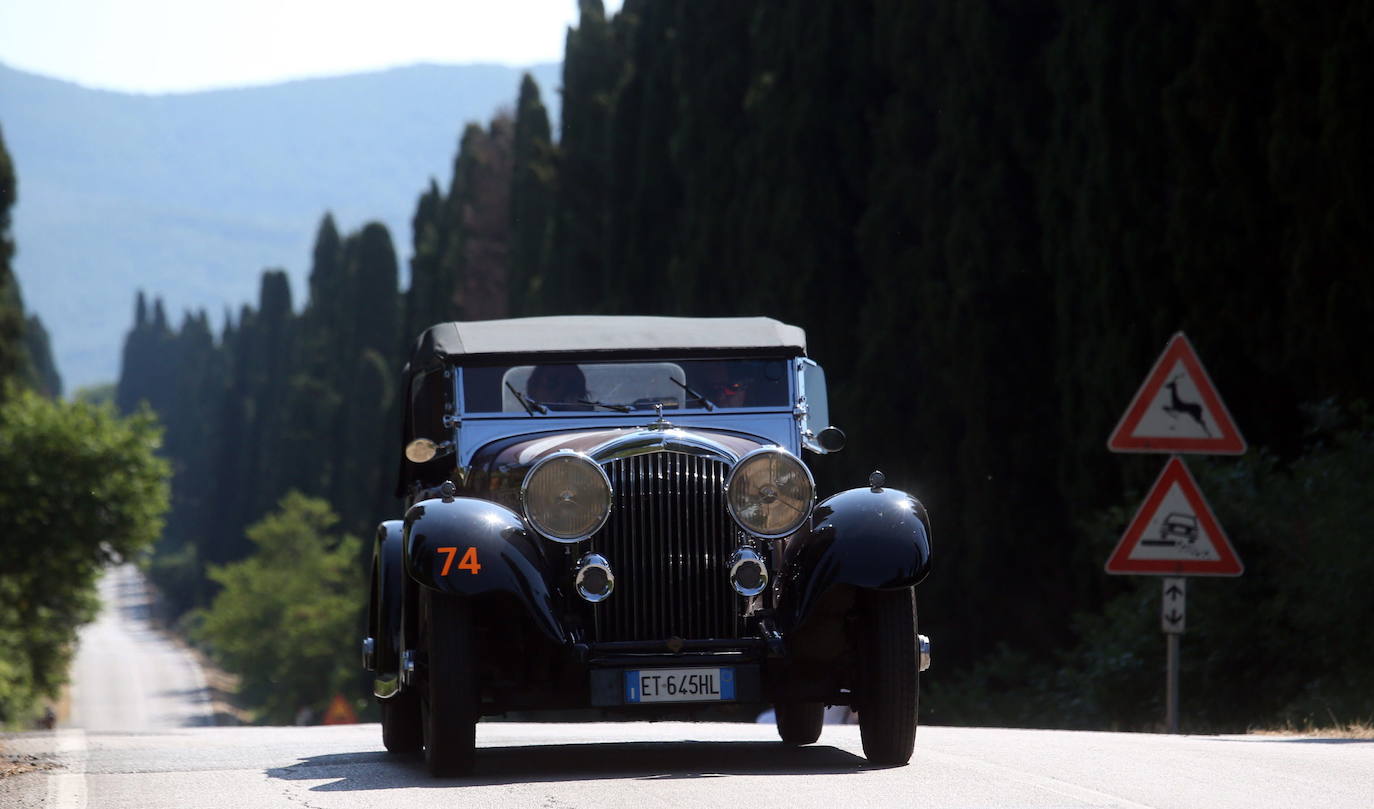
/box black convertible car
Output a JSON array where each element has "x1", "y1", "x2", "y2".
[{"x1": 362, "y1": 316, "x2": 932, "y2": 775}]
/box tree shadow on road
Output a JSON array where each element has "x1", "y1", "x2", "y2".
[{"x1": 266, "y1": 740, "x2": 879, "y2": 790}]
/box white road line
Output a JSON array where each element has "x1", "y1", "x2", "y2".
[{"x1": 45, "y1": 729, "x2": 88, "y2": 809}]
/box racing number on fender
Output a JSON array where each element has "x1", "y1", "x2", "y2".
[{"x1": 436, "y1": 546, "x2": 481, "y2": 575}]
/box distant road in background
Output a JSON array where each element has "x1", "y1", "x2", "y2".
[{"x1": 67, "y1": 564, "x2": 215, "y2": 732}]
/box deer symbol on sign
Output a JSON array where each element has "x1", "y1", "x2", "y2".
[{"x1": 1162, "y1": 375, "x2": 1211, "y2": 436}]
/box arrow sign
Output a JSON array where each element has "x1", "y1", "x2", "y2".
[
  {"x1": 1105, "y1": 456, "x2": 1243, "y2": 576},
  {"x1": 1161, "y1": 577, "x2": 1186, "y2": 634},
  {"x1": 1108, "y1": 333, "x2": 1246, "y2": 455}
]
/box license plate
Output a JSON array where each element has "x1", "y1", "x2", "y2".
[{"x1": 624, "y1": 668, "x2": 735, "y2": 703}]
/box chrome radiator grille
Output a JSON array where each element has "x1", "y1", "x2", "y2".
[{"x1": 589, "y1": 452, "x2": 743, "y2": 642}]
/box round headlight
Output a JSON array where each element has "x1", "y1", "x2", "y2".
[
  {"x1": 725, "y1": 448, "x2": 815, "y2": 538},
  {"x1": 521, "y1": 451, "x2": 613, "y2": 542}
]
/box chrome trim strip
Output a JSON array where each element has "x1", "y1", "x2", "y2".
[{"x1": 588, "y1": 428, "x2": 740, "y2": 465}]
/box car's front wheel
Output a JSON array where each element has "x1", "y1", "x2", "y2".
[
  {"x1": 380, "y1": 690, "x2": 422, "y2": 753},
  {"x1": 856, "y1": 587, "x2": 919, "y2": 765},
  {"x1": 420, "y1": 589, "x2": 479, "y2": 776},
  {"x1": 774, "y1": 701, "x2": 825, "y2": 745}
]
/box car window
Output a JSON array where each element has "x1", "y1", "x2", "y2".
[{"x1": 461, "y1": 359, "x2": 791, "y2": 414}]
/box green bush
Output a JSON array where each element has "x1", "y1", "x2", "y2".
[{"x1": 192, "y1": 492, "x2": 362, "y2": 724}]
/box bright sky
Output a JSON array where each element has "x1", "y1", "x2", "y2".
[{"x1": 0, "y1": 0, "x2": 622, "y2": 94}]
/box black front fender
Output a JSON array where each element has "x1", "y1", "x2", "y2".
[
  {"x1": 402, "y1": 497, "x2": 566, "y2": 643},
  {"x1": 369, "y1": 520, "x2": 405, "y2": 669},
  {"x1": 777, "y1": 486, "x2": 932, "y2": 632}
]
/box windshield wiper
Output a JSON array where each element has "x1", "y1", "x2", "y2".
[
  {"x1": 668, "y1": 377, "x2": 715, "y2": 411},
  {"x1": 578, "y1": 399, "x2": 633, "y2": 413},
  {"x1": 506, "y1": 382, "x2": 547, "y2": 415}
]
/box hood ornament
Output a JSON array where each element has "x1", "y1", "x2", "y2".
[{"x1": 645, "y1": 402, "x2": 673, "y2": 432}]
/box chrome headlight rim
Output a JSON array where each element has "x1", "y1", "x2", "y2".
[
  {"x1": 724, "y1": 446, "x2": 816, "y2": 539},
  {"x1": 520, "y1": 450, "x2": 614, "y2": 543}
]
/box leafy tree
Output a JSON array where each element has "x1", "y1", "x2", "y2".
[
  {"x1": 0, "y1": 389, "x2": 169, "y2": 723},
  {"x1": 193, "y1": 492, "x2": 362, "y2": 724}
]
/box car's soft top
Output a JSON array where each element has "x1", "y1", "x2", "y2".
[{"x1": 409, "y1": 316, "x2": 808, "y2": 366}]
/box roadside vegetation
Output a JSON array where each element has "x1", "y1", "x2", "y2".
[
  {"x1": 190, "y1": 493, "x2": 362, "y2": 725},
  {"x1": 925, "y1": 402, "x2": 1374, "y2": 731},
  {"x1": 0, "y1": 125, "x2": 170, "y2": 727}
]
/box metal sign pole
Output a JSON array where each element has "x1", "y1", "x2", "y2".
[
  {"x1": 1166, "y1": 633, "x2": 1180, "y2": 733},
  {"x1": 1161, "y1": 577, "x2": 1185, "y2": 733}
]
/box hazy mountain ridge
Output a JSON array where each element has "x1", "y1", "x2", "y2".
[{"x1": 0, "y1": 61, "x2": 561, "y2": 389}]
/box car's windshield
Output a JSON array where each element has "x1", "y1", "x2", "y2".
[{"x1": 461, "y1": 358, "x2": 791, "y2": 414}]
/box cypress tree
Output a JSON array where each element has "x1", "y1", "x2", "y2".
[
  {"x1": 546, "y1": 0, "x2": 620, "y2": 313},
  {"x1": 404, "y1": 180, "x2": 446, "y2": 341},
  {"x1": 603, "y1": 0, "x2": 682, "y2": 314},
  {"x1": 0, "y1": 123, "x2": 30, "y2": 390},
  {"x1": 23, "y1": 316, "x2": 61, "y2": 398},
  {"x1": 509, "y1": 74, "x2": 556, "y2": 316},
  {"x1": 445, "y1": 120, "x2": 513, "y2": 322}
]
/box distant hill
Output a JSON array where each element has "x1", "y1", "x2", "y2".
[{"x1": 0, "y1": 61, "x2": 561, "y2": 389}]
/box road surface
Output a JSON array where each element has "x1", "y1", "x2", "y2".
[
  {"x1": 2, "y1": 566, "x2": 1371, "y2": 808},
  {"x1": 66, "y1": 565, "x2": 216, "y2": 732}
]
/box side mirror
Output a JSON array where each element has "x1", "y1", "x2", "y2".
[
  {"x1": 817, "y1": 426, "x2": 846, "y2": 452},
  {"x1": 797, "y1": 358, "x2": 844, "y2": 454},
  {"x1": 405, "y1": 438, "x2": 454, "y2": 464}
]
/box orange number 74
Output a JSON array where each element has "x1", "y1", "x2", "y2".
[{"x1": 436, "y1": 547, "x2": 481, "y2": 576}]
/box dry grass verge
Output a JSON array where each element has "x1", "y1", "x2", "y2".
[{"x1": 1249, "y1": 720, "x2": 1374, "y2": 739}]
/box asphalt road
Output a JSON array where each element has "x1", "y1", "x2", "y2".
[
  {"x1": 66, "y1": 565, "x2": 216, "y2": 732},
  {"x1": 3, "y1": 566, "x2": 1371, "y2": 808}
]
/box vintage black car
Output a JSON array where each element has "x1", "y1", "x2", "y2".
[{"x1": 362, "y1": 316, "x2": 932, "y2": 776}]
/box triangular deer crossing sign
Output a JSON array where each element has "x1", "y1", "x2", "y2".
[
  {"x1": 1108, "y1": 333, "x2": 1246, "y2": 454},
  {"x1": 1105, "y1": 456, "x2": 1243, "y2": 576}
]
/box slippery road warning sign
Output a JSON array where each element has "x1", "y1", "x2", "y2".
[
  {"x1": 1108, "y1": 333, "x2": 1246, "y2": 455},
  {"x1": 1105, "y1": 456, "x2": 1243, "y2": 576}
]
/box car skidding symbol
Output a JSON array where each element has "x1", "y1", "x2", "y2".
[{"x1": 1141, "y1": 512, "x2": 1208, "y2": 557}]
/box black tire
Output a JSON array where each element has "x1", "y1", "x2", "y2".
[
  {"x1": 856, "y1": 587, "x2": 919, "y2": 765},
  {"x1": 380, "y1": 690, "x2": 422, "y2": 753},
  {"x1": 420, "y1": 589, "x2": 479, "y2": 777},
  {"x1": 775, "y1": 702, "x2": 825, "y2": 745}
]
